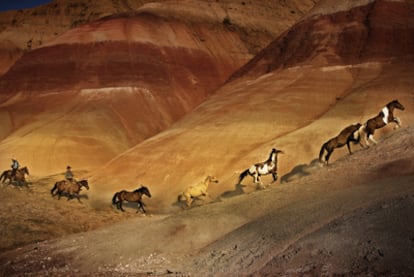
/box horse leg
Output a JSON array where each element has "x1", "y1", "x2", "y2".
[
  {"x1": 182, "y1": 192, "x2": 192, "y2": 207},
  {"x1": 346, "y1": 141, "x2": 353, "y2": 155},
  {"x1": 137, "y1": 201, "x2": 146, "y2": 214},
  {"x1": 257, "y1": 174, "x2": 263, "y2": 185},
  {"x1": 186, "y1": 197, "x2": 193, "y2": 207},
  {"x1": 325, "y1": 149, "x2": 333, "y2": 165},
  {"x1": 393, "y1": 117, "x2": 402, "y2": 129},
  {"x1": 75, "y1": 193, "x2": 82, "y2": 203},
  {"x1": 119, "y1": 201, "x2": 125, "y2": 212},
  {"x1": 252, "y1": 172, "x2": 259, "y2": 184},
  {"x1": 368, "y1": 134, "x2": 378, "y2": 145},
  {"x1": 114, "y1": 200, "x2": 120, "y2": 210},
  {"x1": 272, "y1": 172, "x2": 278, "y2": 182}
]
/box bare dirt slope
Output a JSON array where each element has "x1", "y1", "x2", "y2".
[
  {"x1": 0, "y1": 125, "x2": 413, "y2": 276},
  {"x1": 1, "y1": 1, "x2": 414, "y2": 276}
]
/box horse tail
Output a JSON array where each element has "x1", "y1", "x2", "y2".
[
  {"x1": 319, "y1": 143, "x2": 327, "y2": 163},
  {"x1": 50, "y1": 182, "x2": 58, "y2": 195},
  {"x1": 0, "y1": 171, "x2": 5, "y2": 183},
  {"x1": 112, "y1": 192, "x2": 119, "y2": 205},
  {"x1": 238, "y1": 169, "x2": 250, "y2": 184}
]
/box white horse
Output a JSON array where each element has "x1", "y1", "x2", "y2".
[{"x1": 178, "y1": 175, "x2": 219, "y2": 207}]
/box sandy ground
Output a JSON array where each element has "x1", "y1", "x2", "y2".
[{"x1": 0, "y1": 126, "x2": 413, "y2": 276}]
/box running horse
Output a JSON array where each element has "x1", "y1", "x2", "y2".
[
  {"x1": 50, "y1": 179, "x2": 89, "y2": 202},
  {"x1": 178, "y1": 175, "x2": 219, "y2": 207},
  {"x1": 362, "y1": 99, "x2": 405, "y2": 145},
  {"x1": 238, "y1": 148, "x2": 284, "y2": 186},
  {"x1": 0, "y1": 166, "x2": 30, "y2": 185},
  {"x1": 112, "y1": 186, "x2": 152, "y2": 213},
  {"x1": 319, "y1": 123, "x2": 364, "y2": 166}
]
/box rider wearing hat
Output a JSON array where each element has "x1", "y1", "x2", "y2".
[{"x1": 65, "y1": 165, "x2": 74, "y2": 182}]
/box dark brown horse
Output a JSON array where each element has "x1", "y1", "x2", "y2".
[
  {"x1": 319, "y1": 123, "x2": 363, "y2": 165},
  {"x1": 362, "y1": 100, "x2": 405, "y2": 145},
  {"x1": 112, "y1": 186, "x2": 151, "y2": 213},
  {"x1": 239, "y1": 148, "x2": 284, "y2": 186},
  {"x1": 51, "y1": 179, "x2": 89, "y2": 202},
  {"x1": 0, "y1": 166, "x2": 30, "y2": 185}
]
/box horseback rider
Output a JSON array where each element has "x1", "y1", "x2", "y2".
[
  {"x1": 11, "y1": 159, "x2": 20, "y2": 178},
  {"x1": 65, "y1": 165, "x2": 75, "y2": 183}
]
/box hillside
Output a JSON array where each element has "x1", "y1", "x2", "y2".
[
  {"x1": 0, "y1": 0, "x2": 315, "y2": 74},
  {"x1": 1, "y1": 125, "x2": 413, "y2": 276},
  {"x1": 88, "y1": 0, "x2": 414, "y2": 213},
  {"x1": 0, "y1": 0, "x2": 316, "y2": 175},
  {"x1": 1, "y1": 0, "x2": 414, "y2": 276}
]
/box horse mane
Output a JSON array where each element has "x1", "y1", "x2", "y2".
[
  {"x1": 134, "y1": 186, "x2": 148, "y2": 193},
  {"x1": 267, "y1": 148, "x2": 276, "y2": 161}
]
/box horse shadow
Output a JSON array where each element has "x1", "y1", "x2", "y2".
[
  {"x1": 281, "y1": 159, "x2": 321, "y2": 184},
  {"x1": 60, "y1": 193, "x2": 89, "y2": 201},
  {"x1": 173, "y1": 196, "x2": 212, "y2": 209},
  {"x1": 220, "y1": 183, "x2": 246, "y2": 199}
]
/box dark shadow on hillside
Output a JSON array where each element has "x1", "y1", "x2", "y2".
[
  {"x1": 52, "y1": 193, "x2": 89, "y2": 202},
  {"x1": 220, "y1": 183, "x2": 246, "y2": 199},
  {"x1": 281, "y1": 158, "x2": 321, "y2": 184},
  {"x1": 115, "y1": 201, "x2": 148, "y2": 213}
]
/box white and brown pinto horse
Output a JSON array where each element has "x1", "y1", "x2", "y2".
[
  {"x1": 361, "y1": 100, "x2": 405, "y2": 145},
  {"x1": 178, "y1": 175, "x2": 219, "y2": 207},
  {"x1": 319, "y1": 123, "x2": 363, "y2": 166},
  {"x1": 239, "y1": 148, "x2": 284, "y2": 186}
]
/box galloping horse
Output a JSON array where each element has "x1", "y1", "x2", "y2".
[
  {"x1": 112, "y1": 186, "x2": 152, "y2": 213},
  {"x1": 0, "y1": 166, "x2": 30, "y2": 185},
  {"x1": 362, "y1": 99, "x2": 405, "y2": 145},
  {"x1": 178, "y1": 175, "x2": 219, "y2": 207},
  {"x1": 238, "y1": 148, "x2": 284, "y2": 186},
  {"x1": 319, "y1": 123, "x2": 363, "y2": 166},
  {"x1": 51, "y1": 179, "x2": 89, "y2": 202}
]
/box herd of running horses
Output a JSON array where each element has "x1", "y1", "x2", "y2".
[{"x1": 0, "y1": 99, "x2": 405, "y2": 212}]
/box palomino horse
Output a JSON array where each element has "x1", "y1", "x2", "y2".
[
  {"x1": 238, "y1": 148, "x2": 284, "y2": 186},
  {"x1": 0, "y1": 166, "x2": 30, "y2": 185},
  {"x1": 51, "y1": 179, "x2": 89, "y2": 202},
  {"x1": 361, "y1": 99, "x2": 405, "y2": 145},
  {"x1": 178, "y1": 175, "x2": 219, "y2": 207},
  {"x1": 319, "y1": 123, "x2": 364, "y2": 166},
  {"x1": 112, "y1": 186, "x2": 152, "y2": 213}
]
